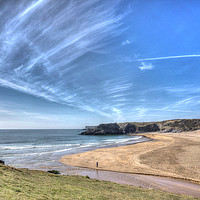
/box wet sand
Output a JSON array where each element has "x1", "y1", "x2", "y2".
[
  {"x1": 60, "y1": 131, "x2": 200, "y2": 197},
  {"x1": 59, "y1": 165, "x2": 200, "y2": 197}
]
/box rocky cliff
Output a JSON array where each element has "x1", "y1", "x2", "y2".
[
  {"x1": 80, "y1": 119, "x2": 200, "y2": 135},
  {"x1": 82, "y1": 123, "x2": 123, "y2": 135}
]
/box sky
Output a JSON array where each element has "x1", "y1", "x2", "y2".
[{"x1": 0, "y1": 0, "x2": 200, "y2": 129}]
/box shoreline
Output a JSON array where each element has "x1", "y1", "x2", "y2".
[
  {"x1": 1, "y1": 131, "x2": 200, "y2": 197},
  {"x1": 59, "y1": 134, "x2": 200, "y2": 184},
  {"x1": 1, "y1": 131, "x2": 149, "y2": 172},
  {"x1": 59, "y1": 131, "x2": 200, "y2": 196},
  {"x1": 59, "y1": 131, "x2": 200, "y2": 183},
  {"x1": 50, "y1": 135, "x2": 152, "y2": 176}
]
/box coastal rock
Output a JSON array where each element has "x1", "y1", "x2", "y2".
[
  {"x1": 161, "y1": 119, "x2": 200, "y2": 132},
  {"x1": 81, "y1": 123, "x2": 123, "y2": 135},
  {"x1": 82, "y1": 119, "x2": 200, "y2": 135},
  {"x1": 138, "y1": 124, "x2": 160, "y2": 132},
  {"x1": 0, "y1": 160, "x2": 5, "y2": 165},
  {"x1": 120, "y1": 123, "x2": 136, "y2": 133},
  {"x1": 98, "y1": 123, "x2": 121, "y2": 133}
]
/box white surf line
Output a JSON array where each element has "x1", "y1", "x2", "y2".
[{"x1": 135, "y1": 54, "x2": 200, "y2": 61}]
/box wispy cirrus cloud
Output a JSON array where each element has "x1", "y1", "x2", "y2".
[
  {"x1": 0, "y1": 0, "x2": 126, "y2": 118},
  {"x1": 111, "y1": 107, "x2": 124, "y2": 121},
  {"x1": 1, "y1": 0, "x2": 200, "y2": 126},
  {"x1": 105, "y1": 83, "x2": 133, "y2": 94}
]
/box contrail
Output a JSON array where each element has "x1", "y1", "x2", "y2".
[{"x1": 135, "y1": 54, "x2": 200, "y2": 61}]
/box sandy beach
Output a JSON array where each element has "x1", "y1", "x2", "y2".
[{"x1": 60, "y1": 131, "x2": 200, "y2": 183}]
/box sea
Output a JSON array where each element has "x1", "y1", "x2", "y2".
[{"x1": 0, "y1": 129, "x2": 149, "y2": 173}]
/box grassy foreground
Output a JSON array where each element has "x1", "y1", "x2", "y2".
[{"x1": 0, "y1": 165, "x2": 198, "y2": 200}]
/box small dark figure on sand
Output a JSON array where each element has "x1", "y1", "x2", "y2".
[{"x1": 96, "y1": 162, "x2": 98, "y2": 168}]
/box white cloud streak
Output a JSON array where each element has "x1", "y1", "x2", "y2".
[{"x1": 135, "y1": 54, "x2": 200, "y2": 61}]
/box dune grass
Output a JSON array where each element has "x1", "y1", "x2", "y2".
[{"x1": 0, "y1": 164, "x2": 199, "y2": 200}]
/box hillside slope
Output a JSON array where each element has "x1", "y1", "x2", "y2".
[
  {"x1": 0, "y1": 164, "x2": 197, "y2": 200},
  {"x1": 81, "y1": 119, "x2": 200, "y2": 135}
]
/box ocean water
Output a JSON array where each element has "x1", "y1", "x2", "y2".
[{"x1": 0, "y1": 129, "x2": 148, "y2": 172}]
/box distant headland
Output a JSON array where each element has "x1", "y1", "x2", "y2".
[{"x1": 81, "y1": 119, "x2": 200, "y2": 135}]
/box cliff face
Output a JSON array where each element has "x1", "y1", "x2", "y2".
[
  {"x1": 80, "y1": 119, "x2": 200, "y2": 135},
  {"x1": 82, "y1": 123, "x2": 123, "y2": 135},
  {"x1": 159, "y1": 119, "x2": 200, "y2": 132}
]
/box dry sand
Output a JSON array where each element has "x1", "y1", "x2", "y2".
[{"x1": 60, "y1": 131, "x2": 200, "y2": 183}]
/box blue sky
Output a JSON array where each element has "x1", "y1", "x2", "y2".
[{"x1": 1, "y1": 0, "x2": 200, "y2": 128}]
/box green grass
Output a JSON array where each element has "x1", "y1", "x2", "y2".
[{"x1": 0, "y1": 164, "x2": 199, "y2": 200}]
